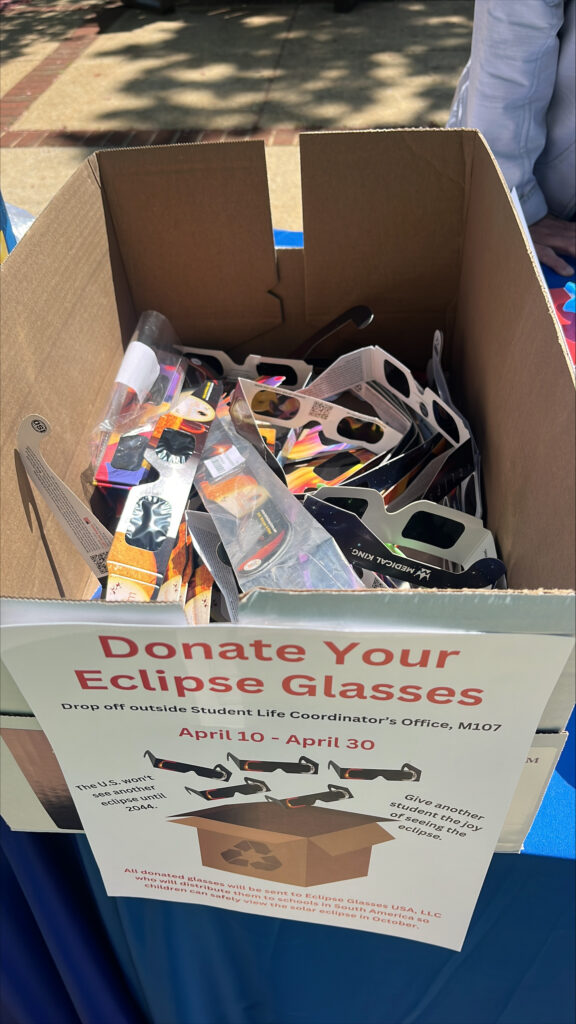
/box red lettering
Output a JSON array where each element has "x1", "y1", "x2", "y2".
[
  {"x1": 323, "y1": 641, "x2": 359, "y2": 665},
  {"x1": 397, "y1": 685, "x2": 423, "y2": 702},
  {"x1": 138, "y1": 669, "x2": 155, "y2": 691},
  {"x1": 99, "y1": 635, "x2": 138, "y2": 658},
  {"x1": 457, "y1": 688, "x2": 484, "y2": 706},
  {"x1": 207, "y1": 676, "x2": 233, "y2": 693},
  {"x1": 144, "y1": 642, "x2": 176, "y2": 659},
  {"x1": 323, "y1": 674, "x2": 336, "y2": 698},
  {"x1": 111, "y1": 674, "x2": 137, "y2": 691},
  {"x1": 340, "y1": 683, "x2": 367, "y2": 699},
  {"x1": 400, "y1": 649, "x2": 430, "y2": 668},
  {"x1": 277, "y1": 645, "x2": 306, "y2": 662},
  {"x1": 75, "y1": 669, "x2": 106, "y2": 690},
  {"x1": 175, "y1": 676, "x2": 204, "y2": 697},
  {"x1": 181, "y1": 642, "x2": 212, "y2": 660},
  {"x1": 248, "y1": 640, "x2": 273, "y2": 661},
  {"x1": 370, "y1": 684, "x2": 395, "y2": 700},
  {"x1": 436, "y1": 650, "x2": 460, "y2": 668},
  {"x1": 362, "y1": 648, "x2": 394, "y2": 666},
  {"x1": 155, "y1": 670, "x2": 169, "y2": 692},
  {"x1": 219, "y1": 643, "x2": 248, "y2": 661},
  {"x1": 427, "y1": 687, "x2": 456, "y2": 704},
  {"x1": 282, "y1": 675, "x2": 316, "y2": 696},
  {"x1": 237, "y1": 678, "x2": 264, "y2": 694}
]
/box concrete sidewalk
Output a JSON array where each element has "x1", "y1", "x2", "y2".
[{"x1": 1, "y1": 0, "x2": 473, "y2": 230}]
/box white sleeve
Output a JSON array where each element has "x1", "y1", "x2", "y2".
[{"x1": 448, "y1": 0, "x2": 565, "y2": 224}]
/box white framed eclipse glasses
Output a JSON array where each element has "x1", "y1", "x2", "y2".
[
  {"x1": 233, "y1": 378, "x2": 406, "y2": 454},
  {"x1": 301, "y1": 346, "x2": 470, "y2": 447},
  {"x1": 177, "y1": 347, "x2": 313, "y2": 389}
]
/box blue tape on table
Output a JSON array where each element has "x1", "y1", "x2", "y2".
[{"x1": 273, "y1": 229, "x2": 303, "y2": 248}]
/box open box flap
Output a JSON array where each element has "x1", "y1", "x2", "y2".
[
  {"x1": 168, "y1": 813, "x2": 302, "y2": 845},
  {"x1": 226, "y1": 247, "x2": 309, "y2": 360},
  {"x1": 299, "y1": 129, "x2": 472, "y2": 367},
  {"x1": 168, "y1": 801, "x2": 390, "y2": 840},
  {"x1": 453, "y1": 134, "x2": 576, "y2": 592},
  {"x1": 0, "y1": 159, "x2": 135, "y2": 601},
  {"x1": 95, "y1": 141, "x2": 282, "y2": 345},
  {"x1": 311, "y1": 821, "x2": 394, "y2": 856}
]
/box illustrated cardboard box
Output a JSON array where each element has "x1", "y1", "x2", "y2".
[
  {"x1": 169, "y1": 801, "x2": 394, "y2": 886},
  {"x1": 0, "y1": 129, "x2": 574, "y2": 842}
]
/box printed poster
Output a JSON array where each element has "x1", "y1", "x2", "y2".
[{"x1": 1, "y1": 620, "x2": 572, "y2": 951}]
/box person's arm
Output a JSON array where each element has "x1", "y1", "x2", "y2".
[{"x1": 449, "y1": 0, "x2": 565, "y2": 224}]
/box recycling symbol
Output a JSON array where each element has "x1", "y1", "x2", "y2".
[{"x1": 221, "y1": 840, "x2": 281, "y2": 871}]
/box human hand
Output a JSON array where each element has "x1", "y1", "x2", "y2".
[{"x1": 529, "y1": 215, "x2": 576, "y2": 277}]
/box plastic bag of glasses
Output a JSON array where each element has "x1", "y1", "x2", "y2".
[
  {"x1": 90, "y1": 311, "x2": 187, "y2": 490},
  {"x1": 193, "y1": 411, "x2": 364, "y2": 594}
]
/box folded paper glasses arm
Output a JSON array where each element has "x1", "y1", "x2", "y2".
[
  {"x1": 292, "y1": 305, "x2": 374, "y2": 360},
  {"x1": 185, "y1": 777, "x2": 270, "y2": 801},
  {"x1": 265, "y1": 784, "x2": 353, "y2": 809},
  {"x1": 227, "y1": 752, "x2": 319, "y2": 774},
  {"x1": 329, "y1": 760, "x2": 422, "y2": 782},
  {"x1": 144, "y1": 750, "x2": 231, "y2": 781}
]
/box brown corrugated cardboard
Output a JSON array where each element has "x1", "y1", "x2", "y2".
[
  {"x1": 96, "y1": 142, "x2": 282, "y2": 345},
  {"x1": 2, "y1": 131, "x2": 573, "y2": 601},
  {"x1": 300, "y1": 131, "x2": 468, "y2": 362},
  {"x1": 0, "y1": 130, "x2": 574, "y2": 849},
  {"x1": 169, "y1": 801, "x2": 394, "y2": 886}
]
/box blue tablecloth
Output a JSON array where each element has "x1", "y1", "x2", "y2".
[{"x1": 1, "y1": 816, "x2": 574, "y2": 1024}]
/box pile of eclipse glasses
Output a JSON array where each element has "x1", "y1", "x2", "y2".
[{"x1": 88, "y1": 307, "x2": 506, "y2": 619}]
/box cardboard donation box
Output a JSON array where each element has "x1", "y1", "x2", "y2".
[
  {"x1": 170, "y1": 802, "x2": 394, "y2": 886},
  {"x1": 2, "y1": 129, "x2": 574, "y2": 605},
  {"x1": 0, "y1": 130, "x2": 575, "y2": 950}
]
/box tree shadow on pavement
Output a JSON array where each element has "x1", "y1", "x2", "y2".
[
  {"x1": 1, "y1": 0, "x2": 473, "y2": 131},
  {"x1": 1, "y1": 0, "x2": 125, "y2": 60}
]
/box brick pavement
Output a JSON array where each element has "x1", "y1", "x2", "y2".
[
  {"x1": 0, "y1": 0, "x2": 473, "y2": 221},
  {"x1": 1, "y1": 0, "x2": 304, "y2": 145}
]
